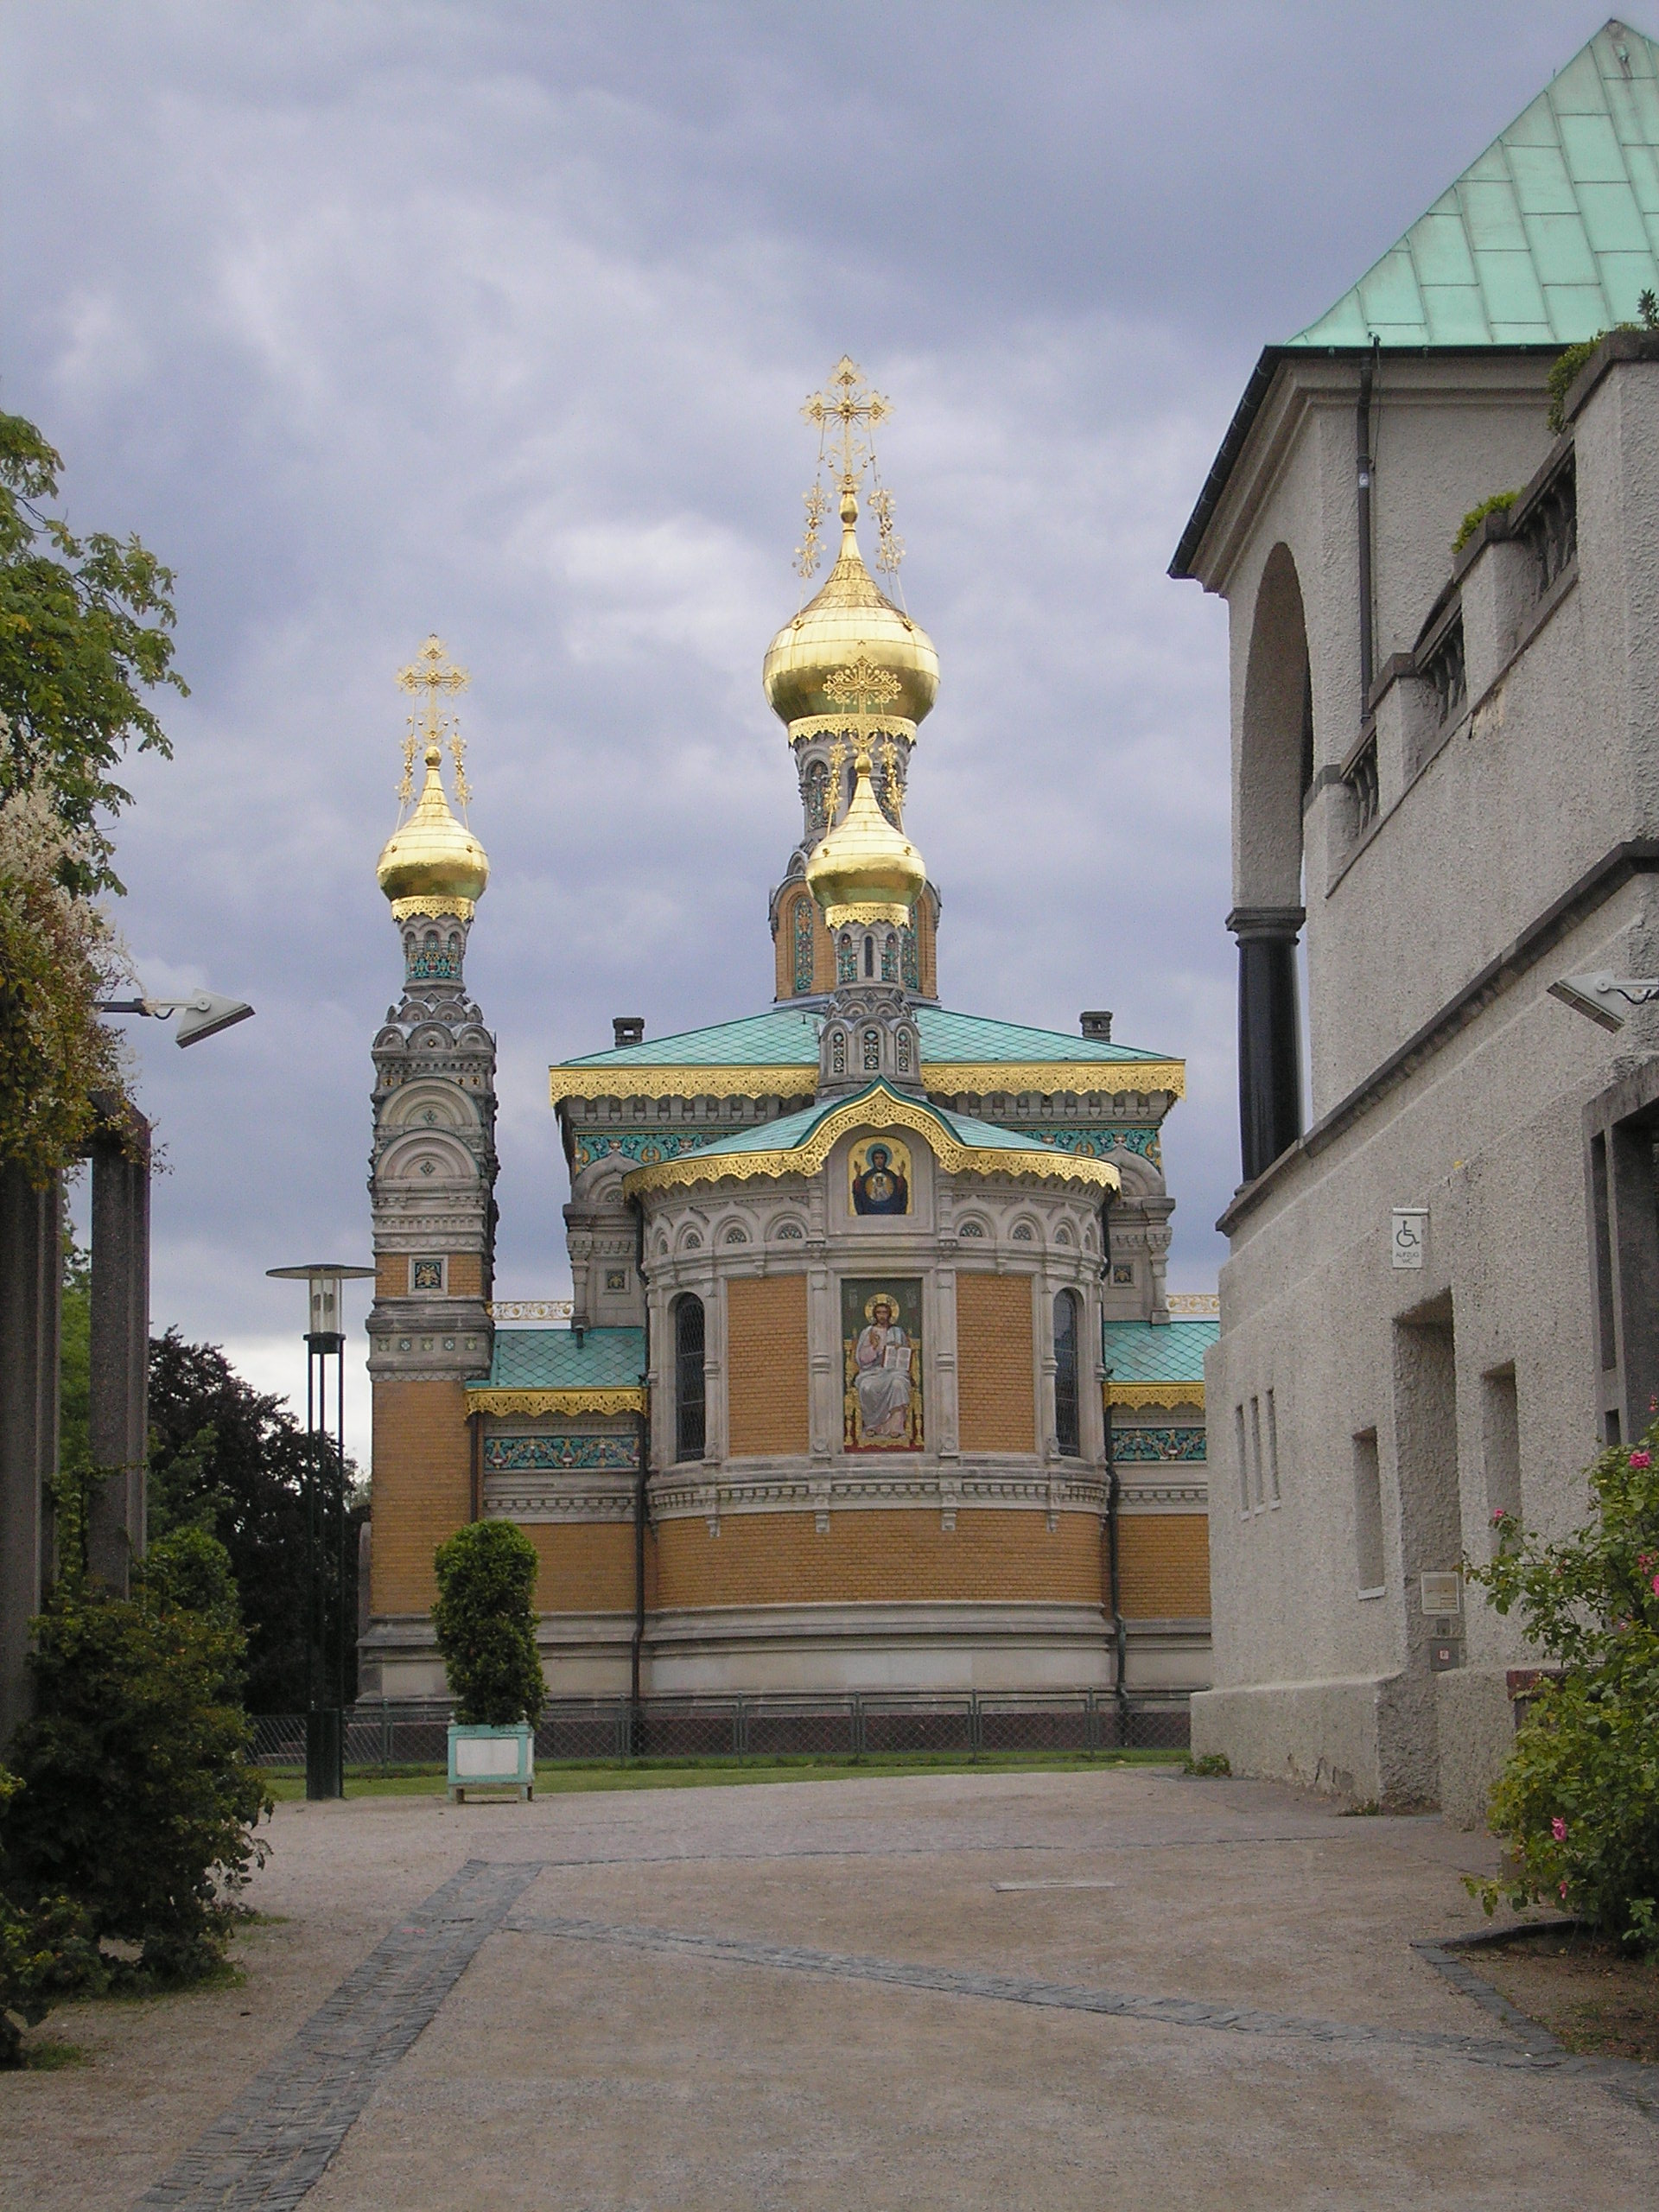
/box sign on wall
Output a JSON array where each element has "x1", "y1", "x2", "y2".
[{"x1": 1390, "y1": 1207, "x2": 1428, "y2": 1270}]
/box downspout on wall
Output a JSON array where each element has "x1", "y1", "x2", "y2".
[
  {"x1": 1357, "y1": 336, "x2": 1379, "y2": 707},
  {"x1": 628, "y1": 1194, "x2": 650, "y2": 1752},
  {"x1": 1099, "y1": 1193, "x2": 1128, "y2": 1732}
]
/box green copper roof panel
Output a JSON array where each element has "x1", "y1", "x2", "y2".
[
  {"x1": 683, "y1": 1084, "x2": 1066, "y2": 1162},
  {"x1": 554, "y1": 1006, "x2": 1173, "y2": 1077},
  {"x1": 1100, "y1": 1318, "x2": 1217, "y2": 1387},
  {"x1": 1292, "y1": 21, "x2": 1659, "y2": 348},
  {"x1": 487, "y1": 1326, "x2": 645, "y2": 1389}
]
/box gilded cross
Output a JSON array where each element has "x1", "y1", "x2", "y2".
[
  {"x1": 394, "y1": 634, "x2": 471, "y2": 806},
  {"x1": 802, "y1": 357, "x2": 893, "y2": 494}
]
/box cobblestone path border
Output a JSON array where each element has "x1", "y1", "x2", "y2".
[
  {"x1": 511, "y1": 1909, "x2": 1659, "y2": 2113},
  {"x1": 131, "y1": 1859, "x2": 543, "y2": 2210}
]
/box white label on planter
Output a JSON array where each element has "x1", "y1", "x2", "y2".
[{"x1": 456, "y1": 1736, "x2": 520, "y2": 1777}]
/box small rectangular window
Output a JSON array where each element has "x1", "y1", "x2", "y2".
[
  {"x1": 1353, "y1": 1429, "x2": 1384, "y2": 1595},
  {"x1": 1249, "y1": 1396, "x2": 1264, "y2": 1510},
  {"x1": 1235, "y1": 1403, "x2": 1249, "y2": 1514},
  {"x1": 1481, "y1": 1366, "x2": 1520, "y2": 1551},
  {"x1": 1266, "y1": 1388, "x2": 1281, "y2": 1504}
]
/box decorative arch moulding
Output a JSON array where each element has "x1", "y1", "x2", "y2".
[
  {"x1": 549, "y1": 1059, "x2": 1185, "y2": 1107},
  {"x1": 465, "y1": 1386, "x2": 647, "y2": 1417},
  {"x1": 621, "y1": 1090, "x2": 1120, "y2": 1199}
]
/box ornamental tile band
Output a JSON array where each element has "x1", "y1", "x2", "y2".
[
  {"x1": 1027, "y1": 1126, "x2": 1163, "y2": 1165},
  {"x1": 483, "y1": 1435, "x2": 641, "y2": 1471},
  {"x1": 1112, "y1": 1427, "x2": 1209, "y2": 1463}
]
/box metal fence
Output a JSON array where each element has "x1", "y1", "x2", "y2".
[{"x1": 248, "y1": 1692, "x2": 1188, "y2": 1774}]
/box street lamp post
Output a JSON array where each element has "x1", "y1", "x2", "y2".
[{"x1": 267, "y1": 1263, "x2": 374, "y2": 1801}]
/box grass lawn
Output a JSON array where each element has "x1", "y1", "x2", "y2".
[{"x1": 260, "y1": 1746, "x2": 1185, "y2": 1802}]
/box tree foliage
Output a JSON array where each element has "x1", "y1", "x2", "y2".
[
  {"x1": 0, "y1": 412, "x2": 184, "y2": 894},
  {"x1": 1465, "y1": 1427, "x2": 1659, "y2": 1950},
  {"x1": 148, "y1": 1329, "x2": 365, "y2": 1713},
  {"x1": 0, "y1": 1767, "x2": 102, "y2": 2069},
  {"x1": 432, "y1": 1520, "x2": 544, "y2": 1727},
  {"x1": 0, "y1": 1527, "x2": 270, "y2": 1987}
]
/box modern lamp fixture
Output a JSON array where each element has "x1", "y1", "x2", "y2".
[
  {"x1": 267, "y1": 1262, "x2": 375, "y2": 1801},
  {"x1": 97, "y1": 989, "x2": 255, "y2": 1046},
  {"x1": 1547, "y1": 972, "x2": 1659, "y2": 1033}
]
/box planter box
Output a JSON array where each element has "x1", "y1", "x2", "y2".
[{"x1": 447, "y1": 1720, "x2": 535, "y2": 1802}]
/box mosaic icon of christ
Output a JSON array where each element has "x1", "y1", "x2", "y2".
[{"x1": 854, "y1": 1294, "x2": 912, "y2": 1439}]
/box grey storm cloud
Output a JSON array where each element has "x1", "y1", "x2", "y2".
[{"x1": 0, "y1": 0, "x2": 1613, "y2": 1440}]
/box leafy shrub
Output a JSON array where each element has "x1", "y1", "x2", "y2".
[
  {"x1": 1544, "y1": 295, "x2": 1659, "y2": 435},
  {"x1": 0, "y1": 1770, "x2": 103, "y2": 2069},
  {"x1": 1452, "y1": 491, "x2": 1518, "y2": 556},
  {"x1": 0, "y1": 1527, "x2": 271, "y2": 1984},
  {"x1": 432, "y1": 1520, "x2": 545, "y2": 1728},
  {"x1": 1465, "y1": 1427, "x2": 1659, "y2": 1950}
]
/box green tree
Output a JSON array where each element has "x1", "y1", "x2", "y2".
[
  {"x1": 148, "y1": 1330, "x2": 365, "y2": 1713},
  {"x1": 433, "y1": 1521, "x2": 544, "y2": 1728},
  {"x1": 0, "y1": 412, "x2": 184, "y2": 893},
  {"x1": 1466, "y1": 1425, "x2": 1659, "y2": 1950},
  {"x1": 0, "y1": 1527, "x2": 270, "y2": 1985},
  {"x1": 0, "y1": 1764, "x2": 102, "y2": 2069}
]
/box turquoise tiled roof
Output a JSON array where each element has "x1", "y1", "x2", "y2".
[
  {"x1": 682, "y1": 1083, "x2": 1069, "y2": 1162},
  {"x1": 555, "y1": 1005, "x2": 1173, "y2": 1077},
  {"x1": 486, "y1": 1326, "x2": 645, "y2": 1389},
  {"x1": 1101, "y1": 1319, "x2": 1217, "y2": 1388},
  {"x1": 1294, "y1": 21, "x2": 1659, "y2": 348}
]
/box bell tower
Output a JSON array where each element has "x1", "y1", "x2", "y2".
[{"x1": 363, "y1": 637, "x2": 498, "y2": 1687}]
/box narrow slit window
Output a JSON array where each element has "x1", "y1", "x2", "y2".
[
  {"x1": 1265, "y1": 1388, "x2": 1281, "y2": 1504},
  {"x1": 1235, "y1": 1404, "x2": 1249, "y2": 1514},
  {"x1": 1249, "y1": 1396, "x2": 1264, "y2": 1509},
  {"x1": 674, "y1": 1294, "x2": 706, "y2": 1464},
  {"x1": 1353, "y1": 1429, "x2": 1383, "y2": 1593},
  {"x1": 1053, "y1": 1291, "x2": 1080, "y2": 1459}
]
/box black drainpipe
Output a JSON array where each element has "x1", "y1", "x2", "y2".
[
  {"x1": 1100, "y1": 1192, "x2": 1129, "y2": 1740},
  {"x1": 628, "y1": 1195, "x2": 650, "y2": 1758},
  {"x1": 1357, "y1": 336, "x2": 1379, "y2": 708}
]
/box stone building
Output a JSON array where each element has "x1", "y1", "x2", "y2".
[
  {"x1": 361, "y1": 360, "x2": 1215, "y2": 1713},
  {"x1": 1176, "y1": 19, "x2": 1659, "y2": 1813}
]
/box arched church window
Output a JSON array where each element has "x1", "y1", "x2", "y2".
[
  {"x1": 863, "y1": 933, "x2": 875, "y2": 978},
  {"x1": 1054, "y1": 1291, "x2": 1081, "y2": 1459},
  {"x1": 861, "y1": 1027, "x2": 880, "y2": 1073},
  {"x1": 838, "y1": 933, "x2": 857, "y2": 985},
  {"x1": 897, "y1": 1027, "x2": 912, "y2": 1075},
  {"x1": 830, "y1": 1027, "x2": 847, "y2": 1077},
  {"x1": 792, "y1": 897, "x2": 814, "y2": 994},
  {"x1": 900, "y1": 924, "x2": 919, "y2": 992},
  {"x1": 674, "y1": 1294, "x2": 706, "y2": 1463},
  {"x1": 803, "y1": 758, "x2": 830, "y2": 836},
  {"x1": 881, "y1": 933, "x2": 898, "y2": 982}
]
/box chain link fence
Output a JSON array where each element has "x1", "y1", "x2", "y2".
[{"x1": 248, "y1": 1692, "x2": 1188, "y2": 1775}]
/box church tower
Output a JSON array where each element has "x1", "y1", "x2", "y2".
[{"x1": 362, "y1": 637, "x2": 498, "y2": 1694}]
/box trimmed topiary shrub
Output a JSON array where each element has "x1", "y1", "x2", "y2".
[
  {"x1": 432, "y1": 1520, "x2": 545, "y2": 1728},
  {"x1": 1465, "y1": 1423, "x2": 1659, "y2": 1950}
]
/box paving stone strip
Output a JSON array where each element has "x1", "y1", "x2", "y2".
[
  {"x1": 509, "y1": 1908, "x2": 1659, "y2": 2111},
  {"x1": 130, "y1": 1858, "x2": 544, "y2": 2210}
]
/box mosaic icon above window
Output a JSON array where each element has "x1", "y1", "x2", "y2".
[{"x1": 849, "y1": 1135, "x2": 912, "y2": 1217}]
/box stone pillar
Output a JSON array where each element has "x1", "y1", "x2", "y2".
[
  {"x1": 1228, "y1": 906, "x2": 1305, "y2": 1185},
  {"x1": 0, "y1": 1165, "x2": 60, "y2": 1744},
  {"x1": 86, "y1": 1107, "x2": 150, "y2": 1593}
]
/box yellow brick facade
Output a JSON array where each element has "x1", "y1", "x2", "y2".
[
  {"x1": 727, "y1": 1274, "x2": 810, "y2": 1455},
  {"x1": 374, "y1": 1250, "x2": 486, "y2": 1300},
  {"x1": 1117, "y1": 1513, "x2": 1211, "y2": 1619},
  {"x1": 773, "y1": 885, "x2": 939, "y2": 1000},
  {"x1": 522, "y1": 1521, "x2": 643, "y2": 1614},
  {"x1": 956, "y1": 1274, "x2": 1036, "y2": 1452},
  {"x1": 655, "y1": 1507, "x2": 1102, "y2": 1610},
  {"x1": 369, "y1": 1377, "x2": 474, "y2": 1611}
]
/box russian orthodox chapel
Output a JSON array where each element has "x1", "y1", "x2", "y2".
[{"x1": 361, "y1": 361, "x2": 1214, "y2": 1708}]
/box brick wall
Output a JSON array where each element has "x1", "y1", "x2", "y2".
[
  {"x1": 956, "y1": 1274, "x2": 1036, "y2": 1453},
  {"x1": 370, "y1": 1377, "x2": 473, "y2": 1611},
  {"x1": 522, "y1": 1521, "x2": 640, "y2": 1614},
  {"x1": 374, "y1": 1249, "x2": 486, "y2": 1300},
  {"x1": 655, "y1": 1507, "x2": 1101, "y2": 1609},
  {"x1": 1117, "y1": 1513, "x2": 1211, "y2": 1618},
  {"x1": 726, "y1": 1274, "x2": 810, "y2": 1455}
]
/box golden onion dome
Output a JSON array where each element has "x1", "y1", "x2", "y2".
[
  {"x1": 762, "y1": 493, "x2": 939, "y2": 734},
  {"x1": 375, "y1": 743, "x2": 489, "y2": 918},
  {"x1": 804, "y1": 747, "x2": 927, "y2": 928}
]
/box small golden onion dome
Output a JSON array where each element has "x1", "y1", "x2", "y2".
[
  {"x1": 375, "y1": 743, "x2": 489, "y2": 918},
  {"x1": 762, "y1": 493, "x2": 939, "y2": 733},
  {"x1": 805, "y1": 747, "x2": 927, "y2": 928}
]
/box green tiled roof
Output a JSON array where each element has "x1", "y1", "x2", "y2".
[
  {"x1": 555, "y1": 1005, "x2": 1173, "y2": 1077},
  {"x1": 1101, "y1": 1319, "x2": 1217, "y2": 1389},
  {"x1": 1294, "y1": 21, "x2": 1659, "y2": 348},
  {"x1": 683, "y1": 1084, "x2": 1067, "y2": 1162},
  {"x1": 486, "y1": 1326, "x2": 645, "y2": 1390}
]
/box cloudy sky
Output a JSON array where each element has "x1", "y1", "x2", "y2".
[{"x1": 1, "y1": 1, "x2": 1622, "y2": 1445}]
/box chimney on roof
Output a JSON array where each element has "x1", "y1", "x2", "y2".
[
  {"x1": 1080, "y1": 1010, "x2": 1113, "y2": 1041},
  {"x1": 613, "y1": 1016, "x2": 645, "y2": 1048}
]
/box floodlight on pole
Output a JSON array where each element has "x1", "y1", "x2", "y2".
[
  {"x1": 267, "y1": 1262, "x2": 374, "y2": 1802},
  {"x1": 1547, "y1": 972, "x2": 1659, "y2": 1033},
  {"x1": 97, "y1": 990, "x2": 255, "y2": 1047}
]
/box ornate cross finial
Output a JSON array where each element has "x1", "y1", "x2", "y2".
[
  {"x1": 824, "y1": 656, "x2": 903, "y2": 721},
  {"x1": 795, "y1": 357, "x2": 902, "y2": 583},
  {"x1": 394, "y1": 634, "x2": 471, "y2": 808}
]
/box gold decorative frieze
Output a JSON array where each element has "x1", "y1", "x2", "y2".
[
  {"x1": 466, "y1": 1386, "x2": 646, "y2": 1417},
  {"x1": 550, "y1": 1067, "x2": 816, "y2": 1105},
  {"x1": 1104, "y1": 1381, "x2": 1206, "y2": 1410},
  {"x1": 930, "y1": 1061, "x2": 1186, "y2": 1101},
  {"x1": 623, "y1": 1090, "x2": 1120, "y2": 1198},
  {"x1": 550, "y1": 1058, "x2": 1184, "y2": 1109},
  {"x1": 391, "y1": 894, "x2": 476, "y2": 922}
]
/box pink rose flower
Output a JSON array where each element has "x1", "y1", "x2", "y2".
[
  {"x1": 1552, "y1": 1816, "x2": 1567, "y2": 1842},
  {"x1": 1560, "y1": 1879, "x2": 1569, "y2": 1898},
  {"x1": 1491, "y1": 1509, "x2": 1507, "y2": 1526},
  {"x1": 1630, "y1": 1449, "x2": 1651, "y2": 1470},
  {"x1": 1651, "y1": 1573, "x2": 1659, "y2": 1597}
]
